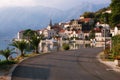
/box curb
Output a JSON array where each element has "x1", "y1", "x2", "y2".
[
  {"x1": 7, "y1": 64, "x2": 18, "y2": 80},
  {"x1": 97, "y1": 52, "x2": 120, "y2": 72},
  {"x1": 6, "y1": 51, "x2": 65, "y2": 80},
  {"x1": 7, "y1": 56, "x2": 30, "y2": 80},
  {"x1": 6, "y1": 53, "x2": 47, "y2": 80},
  {"x1": 6, "y1": 52, "x2": 53, "y2": 80}
]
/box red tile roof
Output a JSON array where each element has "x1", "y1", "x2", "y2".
[
  {"x1": 80, "y1": 18, "x2": 91, "y2": 22},
  {"x1": 76, "y1": 30, "x2": 81, "y2": 34},
  {"x1": 59, "y1": 29, "x2": 65, "y2": 33},
  {"x1": 117, "y1": 24, "x2": 120, "y2": 27}
]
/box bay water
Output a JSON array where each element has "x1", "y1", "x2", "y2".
[{"x1": 0, "y1": 39, "x2": 12, "y2": 60}]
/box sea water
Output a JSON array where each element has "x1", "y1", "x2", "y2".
[{"x1": 0, "y1": 39, "x2": 12, "y2": 60}]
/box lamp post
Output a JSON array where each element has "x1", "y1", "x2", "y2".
[
  {"x1": 104, "y1": 15, "x2": 107, "y2": 50},
  {"x1": 104, "y1": 27, "x2": 106, "y2": 50}
]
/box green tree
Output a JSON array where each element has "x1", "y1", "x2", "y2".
[
  {"x1": 0, "y1": 47, "x2": 15, "y2": 61},
  {"x1": 11, "y1": 40, "x2": 28, "y2": 56},
  {"x1": 30, "y1": 34, "x2": 42, "y2": 54},
  {"x1": 100, "y1": 13, "x2": 110, "y2": 24},
  {"x1": 89, "y1": 30, "x2": 95, "y2": 39},
  {"x1": 110, "y1": 0, "x2": 120, "y2": 27},
  {"x1": 83, "y1": 12, "x2": 95, "y2": 18},
  {"x1": 23, "y1": 29, "x2": 43, "y2": 54},
  {"x1": 23, "y1": 29, "x2": 36, "y2": 40}
]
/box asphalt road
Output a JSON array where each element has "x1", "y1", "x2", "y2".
[{"x1": 12, "y1": 48, "x2": 120, "y2": 80}]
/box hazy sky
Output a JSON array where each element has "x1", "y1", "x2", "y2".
[{"x1": 0, "y1": 0, "x2": 111, "y2": 10}]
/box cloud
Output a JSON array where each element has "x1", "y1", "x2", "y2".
[
  {"x1": 0, "y1": 0, "x2": 77, "y2": 9},
  {"x1": 0, "y1": 0, "x2": 111, "y2": 10},
  {"x1": 0, "y1": 0, "x2": 38, "y2": 7},
  {"x1": 37, "y1": 0, "x2": 111, "y2": 10}
]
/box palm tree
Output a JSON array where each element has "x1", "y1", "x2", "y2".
[
  {"x1": 10, "y1": 40, "x2": 28, "y2": 56},
  {"x1": 22, "y1": 29, "x2": 43, "y2": 54},
  {"x1": 0, "y1": 47, "x2": 15, "y2": 61},
  {"x1": 30, "y1": 34, "x2": 42, "y2": 54}
]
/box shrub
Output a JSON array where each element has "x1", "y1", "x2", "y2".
[
  {"x1": 112, "y1": 43, "x2": 120, "y2": 59},
  {"x1": 62, "y1": 43, "x2": 70, "y2": 50},
  {"x1": 112, "y1": 35, "x2": 120, "y2": 59},
  {"x1": 0, "y1": 60, "x2": 17, "y2": 65},
  {"x1": 0, "y1": 60, "x2": 17, "y2": 70},
  {"x1": 104, "y1": 48, "x2": 110, "y2": 54}
]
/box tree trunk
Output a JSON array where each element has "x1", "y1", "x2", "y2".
[
  {"x1": 21, "y1": 51, "x2": 24, "y2": 57},
  {"x1": 6, "y1": 57, "x2": 9, "y2": 62},
  {"x1": 35, "y1": 47, "x2": 39, "y2": 54}
]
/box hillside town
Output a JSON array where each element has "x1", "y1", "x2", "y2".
[
  {"x1": 17, "y1": 9, "x2": 118, "y2": 45},
  {"x1": 1, "y1": 0, "x2": 120, "y2": 80}
]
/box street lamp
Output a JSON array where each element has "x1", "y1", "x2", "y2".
[
  {"x1": 104, "y1": 16, "x2": 107, "y2": 50},
  {"x1": 104, "y1": 28, "x2": 106, "y2": 50}
]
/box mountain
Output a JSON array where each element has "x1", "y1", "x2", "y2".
[
  {"x1": 64, "y1": 2, "x2": 110, "y2": 21},
  {"x1": 0, "y1": 6, "x2": 64, "y2": 39},
  {"x1": 0, "y1": 2, "x2": 110, "y2": 39}
]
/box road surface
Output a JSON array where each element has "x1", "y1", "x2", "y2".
[{"x1": 12, "y1": 48, "x2": 120, "y2": 80}]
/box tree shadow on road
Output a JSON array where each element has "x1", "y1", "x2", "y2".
[{"x1": 12, "y1": 65, "x2": 50, "y2": 80}]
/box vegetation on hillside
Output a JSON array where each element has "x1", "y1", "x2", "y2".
[
  {"x1": 110, "y1": 0, "x2": 120, "y2": 27},
  {"x1": 82, "y1": 0, "x2": 120, "y2": 60},
  {"x1": 82, "y1": 0, "x2": 120, "y2": 28},
  {"x1": 82, "y1": 7, "x2": 111, "y2": 25}
]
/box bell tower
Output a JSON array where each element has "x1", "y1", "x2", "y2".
[
  {"x1": 49, "y1": 19, "x2": 52, "y2": 27},
  {"x1": 47, "y1": 19, "x2": 52, "y2": 30}
]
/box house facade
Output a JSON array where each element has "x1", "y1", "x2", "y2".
[
  {"x1": 95, "y1": 32, "x2": 104, "y2": 41},
  {"x1": 38, "y1": 25, "x2": 57, "y2": 39},
  {"x1": 17, "y1": 30, "x2": 24, "y2": 39},
  {"x1": 111, "y1": 26, "x2": 120, "y2": 36}
]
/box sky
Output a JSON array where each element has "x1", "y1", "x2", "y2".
[{"x1": 0, "y1": 0, "x2": 111, "y2": 10}]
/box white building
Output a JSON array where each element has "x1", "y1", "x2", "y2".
[
  {"x1": 111, "y1": 27, "x2": 120, "y2": 36},
  {"x1": 17, "y1": 30, "x2": 24, "y2": 39},
  {"x1": 105, "y1": 10, "x2": 112, "y2": 14},
  {"x1": 59, "y1": 29, "x2": 68, "y2": 39},
  {"x1": 95, "y1": 32, "x2": 104, "y2": 41},
  {"x1": 96, "y1": 23, "x2": 110, "y2": 29},
  {"x1": 38, "y1": 25, "x2": 57, "y2": 39}
]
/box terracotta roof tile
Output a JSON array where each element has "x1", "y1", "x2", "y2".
[{"x1": 59, "y1": 29, "x2": 65, "y2": 33}]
